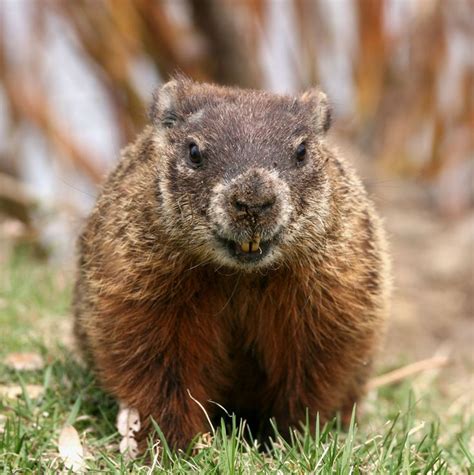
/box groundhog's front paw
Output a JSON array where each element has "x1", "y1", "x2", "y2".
[{"x1": 117, "y1": 402, "x2": 141, "y2": 459}]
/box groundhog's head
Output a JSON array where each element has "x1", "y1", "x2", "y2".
[{"x1": 150, "y1": 78, "x2": 333, "y2": 271}]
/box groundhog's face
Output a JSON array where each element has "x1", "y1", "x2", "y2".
[{"x1": 151, "y1": 79, "x2": 333, "y2": 271}]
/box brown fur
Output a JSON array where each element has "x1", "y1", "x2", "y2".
[{"x1": 73, "y1": 78, "x2": 391, "y2": 451}]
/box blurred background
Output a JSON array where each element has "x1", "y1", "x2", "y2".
[{"x1": 0, "y1": 0, "x2": 472, "y2": 377}]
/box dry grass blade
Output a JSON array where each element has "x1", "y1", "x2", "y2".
[
  {"x1": 193, "y1": 432, "x2": 213, "y2": 451},
  {"x1": 368, "y1": 355, "x2": 449, "y2": 390}
]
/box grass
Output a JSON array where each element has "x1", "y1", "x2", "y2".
[{"x1": 0, "y1": 250, "x2": 472, "y2": 473}]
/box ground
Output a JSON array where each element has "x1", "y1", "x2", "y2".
[{"x1": 0, "y1": 172, "x2": 472, "y2": 472}]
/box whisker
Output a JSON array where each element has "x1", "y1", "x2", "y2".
[{"x1": 214, "y1": 273, "x2": 241, "y2": 315}]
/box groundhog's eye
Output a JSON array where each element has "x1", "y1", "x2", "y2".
[
  {"x1": 188, "y1": 142, "x2": 203, "y2": 167},
  {"x1": 296, "y1": 142, "x2": 307, "y2": 162}
]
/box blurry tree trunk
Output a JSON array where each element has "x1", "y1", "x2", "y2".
[
  {"x1": 353, "y1": 0, "x2": 387, "y2": 149},
  {"x1": 0, "y1": 172, "x2": 37, "y2": 225},
  {"x1": 293, "y1": 0, "x2": 326, "y2": 89},
  {"x1": 189, "y1": 0, "x2": 262, "y2": 88}
]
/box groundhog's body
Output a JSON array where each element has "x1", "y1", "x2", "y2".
[{"x1": 74, "y1": 79, "x2": 390, "y2": 451}]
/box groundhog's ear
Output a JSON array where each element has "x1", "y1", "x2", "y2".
[
  {"x1": 150, "y1": 80, "x2": 183, "y2": 128},
  {"x1": 299, "y1": 88, "x2": 332, "y2": 134}
]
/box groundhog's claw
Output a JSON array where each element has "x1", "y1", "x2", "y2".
[{"x1": 117, "y1": 402, "x2": 141, "y2": 459}]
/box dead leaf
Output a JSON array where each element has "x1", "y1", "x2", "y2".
[
  {"x1": 58, "y1": 425, "x2": 85, "y2": 473},
  {"x1": 4, "y1": 352, "x2": 44, "y2": 371},
  {"x1": 0, "y1": 384, "x2": 44, "y2": 399},
  {"x1": 0, "y1": 414, "x2": 6, "y2": 433}
]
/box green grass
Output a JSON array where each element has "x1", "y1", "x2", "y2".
[{"x1": 0, "y1": 251, "x2": 472, "y2": 473}]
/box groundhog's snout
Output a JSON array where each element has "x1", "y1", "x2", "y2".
[
  {"x1": 229, "y1": 169, "x2": 277, "y2": 218},
  {"x1": 224, "y1": 169, "x2": 283, "y2": 235},
  {"x1": 209, "y1": 168, "x2": 292, "y2": 264}
]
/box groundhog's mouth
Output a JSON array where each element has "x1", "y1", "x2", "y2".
[{"x1": 215, "y1": 234, "x2": 273, "y2": 263}]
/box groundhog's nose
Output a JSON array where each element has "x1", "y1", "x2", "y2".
[
  {"x1": 229, "y1": 169, "x2": 277, "y2": 216},
  {"x1": 233, "y1": 195, "x2": 276, "y2": 215}
]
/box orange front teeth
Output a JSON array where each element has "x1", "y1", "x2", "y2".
[{"x1": 240, "y1": 235, "x2": 261, "y2": 253}]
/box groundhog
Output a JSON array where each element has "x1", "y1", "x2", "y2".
[{"x1": 73, "y1": 77, "x2": 391, "y2": 452}]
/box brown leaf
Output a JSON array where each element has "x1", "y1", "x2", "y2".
[
  {"x1": 58, "y1": 425, "x2": 85, "y2": 473},
  {"x1": 0, "y1": 384, "x2": 44, "y2": 399},
  {"x1": 4, "y1": 352, "x2": 44, "y2": 371}
]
